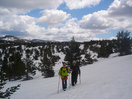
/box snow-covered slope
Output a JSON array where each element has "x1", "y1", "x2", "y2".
[{"x1": 6, "y1": 55, "x2": 132, "y2": 99}]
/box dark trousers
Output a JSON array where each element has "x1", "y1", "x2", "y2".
[
  {"x1": 62, "y1": 80, "x2": 67, "y2": 90},
  {"x1": 71, "y1": 72, "x2": 78, "y2": 86}
]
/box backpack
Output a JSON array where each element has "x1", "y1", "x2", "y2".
[
  {"x1": 61, "y1": 67, "x2": 69, "y2": 72},
  {"x1": 59, "y1": 67, "x2": 69, "y2": 78}
]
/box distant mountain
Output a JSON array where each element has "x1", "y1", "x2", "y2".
[
  {"x1": 0, "y1": 35, "x2": 53, "y2": 43},
  {"x1": 1, "y1": 35, "x2": 20, "y2": 41},
  {"x1": 0, "y1": 35, "x2": 29, "y2": 43},
  {"x1": 30, "y1": 39, "x2": 52, "y2": 43}
]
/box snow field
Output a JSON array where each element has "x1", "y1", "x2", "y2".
[{"x1": 5, "y1": 55, "x2": 132, "y2": 99}]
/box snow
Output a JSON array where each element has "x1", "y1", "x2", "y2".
[
  {"x1": 81, "y1": 48, "x2": 98, "y2": 61},
  {"x1": 2, "y1": 37, "x2": 17, "y2": 41},
  {"x1": 93, "y1": 44, "x2": 101, "y2": 48},
  {"x1": 108, "y1": 53, "x2": 120, "y2": 58},
  {"x1": 5, "y1": 55, "x2": 132, "y2": 99},
  {"x1": 53, "y1": 45, "x2": 66, "y2": 76},
  {"x1": 86, "y1": 49, "x2": 98, "y2": 59},
  {"x1": 79, "y1": 44, "x2": 84, "y2": 50},
  {"x1": 53, "y1": 52, "x2": 66, "y2": 76}
]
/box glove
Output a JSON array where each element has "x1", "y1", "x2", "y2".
[{"x1": 58, "y1": 73, "x2": 61, "y2": 76}]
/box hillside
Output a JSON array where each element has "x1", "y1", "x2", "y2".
[
  {"x1": 5, "y1": 55, "x2": 132, "y2": 99},
  {"x1": 0, "y1": 40, "x2": 116, "y2": 80}
]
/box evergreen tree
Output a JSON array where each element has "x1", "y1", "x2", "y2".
[
  {"x1": 12, "y1": 52, "x2": 25, "y2": 80},
  {"x1": 0, "y1": 64, "x2": 20, "y2": 98},
  {"x1": 0, "y1": 68, "x2": 7, "y2": 98},
  {"x1": 85, "y1": 53, "x2": 94, "y2": 64},
  {"x1": 2, "y1": 56, "x2": 12, "y2": 81},
  {"x1": 23, "y1": 49, "x2": 36, "y2": 80},
  {"x1": 98, "y1": 40, "x2": 113, "y2": 58},
  {"x1": 116, "y1": 30, "x2": 131, "y2": 56},
  {"x1": 34, "y1": 49, "x2": 39, "y2": 60},
  {"x1": 65, "y1": 37, "x2": 81, "y2": 67},
  {"x1": 40, "y1": 46, "x2": 54, "y2": 78}
]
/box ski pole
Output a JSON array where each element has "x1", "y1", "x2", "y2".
[
  {"x1": 79, "y1": 74, "x2": 81, "y2": 84},
  {"x1": 57, "y1": 76, "x2": 60, "y2": 94},
  {"x1": 68, "y1": 73, "x2": 71, "y2": 89}
]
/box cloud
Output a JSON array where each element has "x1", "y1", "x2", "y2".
[
  {"x1": 45, "y1": 18, "x2": 98, "y2": 41},
  {"x1": 0, "y1": 7, "x2": 44, "y2": 38},
  {"x1": 108, "y1": 0, "x2": 132, "y2": 17},
  {"x1": 0, "y1": 7, "x2": 27, "y2": 16},
  {"x1": 0, "y1": 8, "x2": 35, "y2": 32},
  {"x1": 0, "y1": 8, "x2": 99, "y2": 41},
  {"x1": 80, "y1": 10, "x2": 111, "y2": 30},
  {"x1": 0, "y1": 0, "x2": 63, "y2": 10},
  {"x1": 64, "y1": 0, "x2": 101, "y2": 10},
  {"x1": 0, "y1": 0, "x2": 132, "y2": 41},
  {"x1": 80, "y1": 0, "x2": 132, "y2": 33},
  {"x1": 0, "y1": 0, "x2": 102, "y2": 11},
  {"x1": 37, "y1": 9, "x2": 70, "y2": 26}
]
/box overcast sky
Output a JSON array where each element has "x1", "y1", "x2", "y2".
[{"x1": 0, "y1": 0, "x2": 132, "y2": 41}]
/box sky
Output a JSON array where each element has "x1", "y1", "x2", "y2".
[{"x1": 0, "y1": 0, "x2": 132, "y2": 41}]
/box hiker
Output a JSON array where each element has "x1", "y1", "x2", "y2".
[
  {"x1": 71, "y1": 60, "x2": 80, "y2": 86},
  {"x1": 58, "y1": 62, "x2": 70, "y2": 91}
]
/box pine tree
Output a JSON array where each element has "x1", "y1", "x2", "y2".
[
  {"x1": 2, "y1": 55, "x2": 12, "y2": 80},
  {"x1": 116, "y1": 30, "x2": 131, "y2": 56},
  {"x1": 85, "y1": 53, "x2": 93, "y2": 64},
  {"x1": 12, "y1": 52, "x2": 25, "y2": 79},
  {"x1": 0, "y1": 69, "x2": 7, "y2": 98},
  {"x1": 40, "y1": 45, "x2": 54, "y2": 78},
  {"x1": 23, "y1": 49, "x2": 36, "y2": 80},
  {"x1": 65, "y1": 37, "x2": 81, "y2": 67},
  {"x1": 98, "y1": 40, "x2": 113, "y2": 58},
  {"x1": 0, "y1": 64, "x2": 20, "y2": 98},
  {"x1": 34, "y1": 49, "x2": 39, "y2": 60}
]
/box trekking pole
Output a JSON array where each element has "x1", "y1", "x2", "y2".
[
  {"x1": 68, "y1": 73, "x2": 71, "y2": 89},
  {"x1": 57, "y1": 76, "x2": 60, "y2": 94},
  {"x1": 79, "y1": 74, "x2": 81, "y2": 84}
]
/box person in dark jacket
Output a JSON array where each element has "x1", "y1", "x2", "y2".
[{"x1": 71, "y1": 60, "x2": 80, "y2": 86}]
